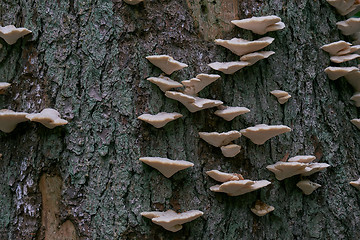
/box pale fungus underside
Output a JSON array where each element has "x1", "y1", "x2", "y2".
[
  {"x1": 146, "y1": 55, "x2": 188, "y2": 75},
  {"x1": 240, "y1": 124, "x2": 291, "y2": 145},
  {"x1": 26, "y1": 108, "x2": 68, "y2": 129},
  {"x1": 139, "y1": 157, "x2": 194, "y2": 178},
  {"x1": 251, "y1": 200, "x2": 275, "y2": 217},
  {"x1": 231, "y1": 15, "x2": 285, "y2": 35},
  {"x1": 0, "y1": 25, "x2": 32, "y2": 45},
  {"x1": 137, "y1": 112, "x2": 182, "y2": 128},
  {"x1": 296, "y1": 180, "x2": 321, "y2": 195}
]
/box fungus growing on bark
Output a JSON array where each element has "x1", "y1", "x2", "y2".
[
  {"x1": 0, "y1": 25, "x2": 32, "y2": 45},
  {"x1": 351, "y1": 119, "x2": 360, "y2": 129},
  {"x1": 326, "y1": 0, "x2": 360, "y2": 15},
  {"x1": 324, "y1": 66, "x2": 358, "y2": 80},
  {"x1": 240, "y1": 51, "x2": 275, "y2": 66},
  {"x1": 344, "y1": 70, "x2": 360, "y2": 91},
  {"x1": 165, "y1": 91, "x2": 223, "y2": 112},
  {"x1": 206, "y1": 170, "x2": 271, "y2": 196},
  {"x1": 25, "y1": 108, "x2": 68, "y2": 129},
  {"x1": 320, "y1": 41, "x2": 352, "y2": 55},
  {"x1": 147, "y1": 75, "x2": 183, "y2": 92},
  {"x1": 337, "y1": 18, "x2": 360, "y2": 35},
  {"x1": 266, "y1": 155, "x2": 330, "y2": 180},
  {"x1": 199, "y1": 130, "x2": 241, "y2": 147},
  {"x1": 231, "y1": 16, "x2": 285, "y2": 35},
  {"x1": 351, "y1": 92, "x2": 360, "y2": 107},
  {"x1": 141, "y1": 210, "x2": 203, "y2": 232},
  {"x1": 0, "y1": 82, "x2": 10, "y2": 94},
  {"x1": 182, "y1": 73, "x2": 220, "y2": 95},
  {"x1": 208, "y1": 61, "x2": 249, "y2": 74},
  {"x1": 350, "y1": 178, "x2": 360, "y2": 190},
  {"x1": 146, "y1": 55, "x2": 188, "y2": 75},
  {"x1": 139, "y1": 157, "x2": 193, "y2": 178},
  {"x1": 240, "y1": 124, "x2": 291, "y2": 145},
  {"x1": 124, "y1": 0, "x2": 143, "y2": 5},
  {"x1": 296, "y1": 180, "x2": 321, "y2": 195},
  {"x1": 270, "y1": 90, "x2": 291, "y2": 104},
  {"x1": 214, "y1": 106, "x2": 250, "y2": 121},
  {"x1": 138, "y1": 112, "x2": 182, "y2": 128},
  {"x1": 214, "y1": 37, "x2": 274, "y2": 56},
  {"x1": 330, "y1": 54, "x2": 360, "y2": 63},
  {"x1": 0, "y1": 109, "x2": 28, "y2": 133},
  {"x1": 220, "y1": 144, "x2": 241, "y2": 157},
  {"x1": 251, "y1": 200, "x2": 275, "y2": 216}
]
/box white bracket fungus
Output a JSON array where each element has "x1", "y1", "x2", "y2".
[
  {"x1": 344, "y1": 70, "x2": 360, "y2": 91},
  {"x1": 351, "y1": 92, "x2": 360, "y2": 107},
  {"x1": 240, "y1": 124, "x2": 291, "y2": 145},
  {"x1": 206, "y1": 170, "x2": 244, "y2": 182},
  {"x1": 214, "y1": 37, "x2": 274, "y2": 56},
  {"x1": 220, "y1": 144, "x2": 241, "y2": 157},
  {"x1": 0, "y1": 82, "x2": 10, "y2": 94},
  {"x1": 199, "y1": 130, "x2": 241, "y2": 147},
  {"x1": 182, "y1": 73, "x2": 220, "y2": 96},
  {"x1": 147, "y1": 75, "x2": 183, "y2": 92},
  {"x1": 0, "y1": 109, "x2": 28, "y2": 133},
  {"x1": 25, "y1": 108, "x2": 68, "y2": 129},
  {"x1": 146, "y1": 55, "x2": 188, "y2": 75},
  {"x1": 326, "y1": 0, "x2": 360, "y2": 16},
  {"x1": 231, "y1": 16, "x2": 285, "y2": 35},
  {"x1": 141, "y1": 210, "x2": 203, "y2": 232},
  {"x1": 124, "y1": 0, "x2": 144, "y2": 5},
  {"x1": 0, "y1": 25, "x2": 32, "y2": 45},
  {"x1": 351, "y1": 119, "x2": 360, "y2": 129},
  {"x1": 320, "y1": 40, "x2": 352, "y2": 55},
  {"x1": 296, "y1": 180, "x2": 321, "y2": 195},
  {"x1": 208, "y1": 61, "x2": 249, "y2": 74},
  {"x1": 270, "y1": 90, "x2": 291, "y2": 104},
  {"x1": 251, "y1": 200, "x2": 275, "y2": 217},
  {"x1": 337, "y1": 18, "x2": 360, "y2": 35},
  {"x1": 206, "y1": 170, "x2": 271, "y2": 196},
  {"x1": 266, "y1": 155, "x2": 330, "y2": 180},
  {"x1": 138, "y1": 112, "x2": 182, "y2": 128},
  {"x1": 350, "y1": 178, "x2": 360, "y2": 190},
  {"x1": 324, "y1": 66, "x2": 358, "y2": 80},
  {"x1": 139, "y1": 157, "x2": 193, "y2": 178},
  {"x1": 165, "y1": 91, "x2": 223, "y2": 112},
  {"x1": 240, "y1": 51, "x2": 275, "y2": 66},
  {"x1": 214, "y1": 106, "x2": 250, "y2": 121},
  {"x1": 330, "y1": 53, "x2": 360, "y2": 63}
]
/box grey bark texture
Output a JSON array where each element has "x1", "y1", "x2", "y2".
[{"x1": 0, "y1": 0, "x2": 360, "y2": 239}]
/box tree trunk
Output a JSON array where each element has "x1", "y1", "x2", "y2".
[{"x1": 0, "y1": 0, "x2": 359, "y2": 239}]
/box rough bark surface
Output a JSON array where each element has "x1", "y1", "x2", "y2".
[{"x1": 0, "y1": 0, "x2": 360, "y2": 239}]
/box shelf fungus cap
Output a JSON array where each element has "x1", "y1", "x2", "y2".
[
  {"x1": 0, "y1": 109, "x2": 28, "y2": 133},
  {"x1": 240, "y1": 124, "x2": 291, "y2": 145},
  {"x1": 147, "y1": 75, "x2": 183, "y2": 92},
  {"x1": 199, "y1": 130, "x2": 241, "y2": 147},
  {"x1": 214, "y1": 37, "x2": 274, "y2": 56},
  {"x1": 220, "y1": 144, "x2": 241, "y2": 157},
  {"x1": 301, "y1": 163, "x2": 330, "y2": 176},
  {"x1": 210, "y1": 180, "x2": 271, "y2": 196},
  {"x1": 240, "y1": 51, "x2": 275, "y2": 66},
  {"x1": 231, "y1": 15, "x2": 284, "y2": 35},
  {"x1": 182, "y1": 74, "x2": 220, "y2": 95},
  {"x1": 124, "y1": 0, "x2": 144, "y2": 5},
  {"x1": 206, "y1": 170, "x2": 244, "y2": 182},
  {"x1": 141, "y1": 210, "x2": 203, "y2": 232},
  {"x1": 296, "y1": 180, "x2": 321, "y2": 195},
  {"x1": 138, "y1": 112, "x2": 182, "y2": 128},
  {"x1": 146, "y1": 55, "x2": 188, "y2": 75},
  {"x1": 165, "y1": 91, "x2": 223, "y2": 112},
  {"x1": 330, "y1": 54, "x2": 360, "y2": 63},
  {"x1": 287, "y1": 155, "x2": 316, "y2": 163},
  {"x1": 0, "y1": 82, "x2": 10, "y2": 94},
  {"x1": 139, "y1": 157, "x2": 193, "y2": 178},
  {"x1": 351, "y1": 119, "x2": 360, "y2": 129},
  {"x1": 324, "y1": 66, "x2": 358, "y2": 80},
  {"x1": 344, "y1": 70, "x2": 360, "y2": 91},
  {"x1": 25, "y1": 108, "x2": 68, "y2": 129},
  {"x1": 320, "y1": 41, "x2": 352, "y2": 55},
  {"x1": 251, "y1": 200, "x2": 275, "y2": 217},
  {"x1": 214, "y1": 106, "x2": 250, "y2": 121},
  {"x1": 350, "y1": 178, "x2": 360, "y2": 190},
  {"x1": 337, "y1": 18, "x2": 360, "y2": 35},
  {"x1": 208, "y1": 61, "x2": 249, "y2": 74},
  {"x1": 0, "y1": 25, "x2": 32, "y2": 45},
  {"x1": 350, "y1": 92, "x2": 360, "y2": 107},
  {"x1": 270, "y1": 90, "x2": 291, "y2": 104},
  {"x1": 266, "y1": 162, "x2": 308, "y2": 180}
]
